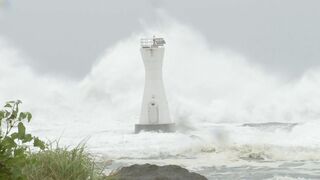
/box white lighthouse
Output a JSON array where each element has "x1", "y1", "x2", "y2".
[{"x1": 135, "y1": 36, "x2": 175, "y2": 133}]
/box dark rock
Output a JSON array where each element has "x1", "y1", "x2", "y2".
[{"x1": 107, "y1": 163, "x2": 207, "y2": 180}]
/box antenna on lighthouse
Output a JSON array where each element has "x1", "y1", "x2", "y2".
[{"x1": 135, "y1": 36, "x2": 175, "y2": 133}]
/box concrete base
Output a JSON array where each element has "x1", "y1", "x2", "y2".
[{"x1": 135, "y1": 123, "x2": 175, "y2": 133}]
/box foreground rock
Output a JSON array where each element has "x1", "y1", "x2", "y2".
[{"x1": 107, "y1": 164, "x2": 207, "y2": 180}]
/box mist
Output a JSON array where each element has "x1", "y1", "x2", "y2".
[{"x1": 1, "y1": 0, "x2": 320, "y2": 79}]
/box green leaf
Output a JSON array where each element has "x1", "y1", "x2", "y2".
[
  {"x1": 10, "y1": 132, "x2": 19, "y2": 140},
  {"x1": 26, "y1": 112, "x2": 32, "y2": 122},
  {"x1": 34, "y1": 137, "x2": 45, "y2": 150},
  {"x1": 4, "y1": 104, "x2": 12, "y2": 108},
  {"x1": 18, "y1": 112, "x2": 26, "y2": 121},
  {"x1": 22, "y1": 134, "x2": 33, "y2": 143},
  {"x1": 18, "y1": 122, "x2": 26, "y2": 139},
  {"x1": 0, "y1": 110, "x2": 4, "y2": 119},
  {"x1": 2, "y1": 136, "x2": 17, "y2": 148}
]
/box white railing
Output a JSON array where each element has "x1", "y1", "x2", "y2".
[
  {"x1": 141, "y1": 38, "x2": 154, "y2": 48},
  {"x1": 141, "y1": 37, "x2": 166, "y2": 48}
]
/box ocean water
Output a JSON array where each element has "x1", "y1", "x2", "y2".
[{"x1": 1, "y1": 22, "x2": 320, "y2": 179}]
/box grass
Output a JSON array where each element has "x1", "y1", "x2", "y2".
[{"x1": 22, "y1": 143, "x2": 106, "y2": 180}]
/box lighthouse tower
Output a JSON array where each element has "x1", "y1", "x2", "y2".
[{"x1": 135, "y1": 36, "x2": 175, "y2": 133}]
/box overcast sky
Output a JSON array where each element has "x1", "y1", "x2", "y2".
[{"x1": 0, "y1": 0, "x2": 319, "y2": 79}]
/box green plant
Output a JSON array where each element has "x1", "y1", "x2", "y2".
[
  {"x1": 0, "y1": 100, "x2": 45, "y2": 180},
  {"x1": 23, "y1": 143, "x2": 106, "y2": 180}
]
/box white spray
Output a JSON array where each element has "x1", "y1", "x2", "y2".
[{"x1": 1, "y1": 21, "x2": 320, "y2": 162}]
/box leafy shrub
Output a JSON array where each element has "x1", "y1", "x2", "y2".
[
  {"x1": 0, "y1": 100, "x2": 45, "y2": 180},
  {"x1": 0, "y1": 100, "x2": 106, "y2": 180},
  {"x1": 23, "y1": 143, "x2": 106, "y2": 180}
]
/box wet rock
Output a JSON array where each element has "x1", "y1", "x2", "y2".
[{"x1": 107, "y1": 163, "x2": 207, "y2": 180}]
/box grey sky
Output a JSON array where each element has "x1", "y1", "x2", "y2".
[{"x1": 0, "y1": 0, "x2": 319, "y2": 79}]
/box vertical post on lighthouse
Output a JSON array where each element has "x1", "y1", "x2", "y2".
[{"x1": 135, "y1": 36, "x2": 175, "y2": 133}]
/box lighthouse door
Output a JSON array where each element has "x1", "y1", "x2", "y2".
[{"x1": 148, "y1": 101, "x2": 159, "y2": 124}]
